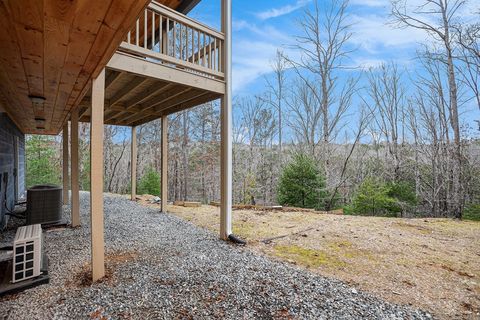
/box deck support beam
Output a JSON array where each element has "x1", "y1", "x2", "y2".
[
  {"x1": 107, "y1": 52, "x2": 225, "y2": 95},
  {"x1": 90, "y1": 69, "x2": 105, "y2": 282},
  {"x1": 161, "y1": 116, "x2": 168, "y2": 213},
  {"x1": 131, "y1": 126, "x2": 137, "y2": 201},
  {"x1": 220, "y1": 0, "x2": 232, "y2": 240},
  {"x1": 71, "y1": 108, "x2": 80, "y2": 227},
  {"x1": 62, "y1": 124, "x2": 69, "y2": 205}
]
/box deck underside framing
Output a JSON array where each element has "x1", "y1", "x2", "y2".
[{"x1": 78, "y1": 52, "x2": 223, "y2": 127}]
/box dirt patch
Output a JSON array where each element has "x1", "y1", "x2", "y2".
[
  {"x1": 232, "y1": 204, "x2": 316, "y2": 213},
  {"x1": 66, "y1": 251, "x2": 138, "y2": 288},
  {"x1": 135, "y1": 196, "x2": 480, "y2": 320},
  {"x1": 106, "y1": 251, "x2": 138, "y2": 265},
  {"x1": 393, "y1": 221, "x2": 434, "y2": 234}
]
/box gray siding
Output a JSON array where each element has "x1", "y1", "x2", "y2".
[{"x1": 0, "y1": 112, "x2": 25, "y2": 230}]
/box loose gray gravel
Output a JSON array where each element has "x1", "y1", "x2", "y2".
[{"x1": 0, "y1": 192, "x2": 433, "y2": 319}]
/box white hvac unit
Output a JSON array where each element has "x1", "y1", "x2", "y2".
[{"x1": 12, "y1": 224, "x2": 43, "y2": 283}]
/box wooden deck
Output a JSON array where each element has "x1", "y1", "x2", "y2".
[{"x1": 77, "y1": 1, "x2": 225, "y2": 127}]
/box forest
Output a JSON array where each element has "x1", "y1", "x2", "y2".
[{"x1": 26, "y1": 0, "x2": 480, "y2": 220}]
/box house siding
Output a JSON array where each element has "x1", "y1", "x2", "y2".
[{"x1": 0, "y1": 112, "x2": 25, "y2": 230}]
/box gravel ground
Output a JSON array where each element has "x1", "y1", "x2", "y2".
[{"x1": 0, "y1": 192, "x2": 432, "y2": 319}]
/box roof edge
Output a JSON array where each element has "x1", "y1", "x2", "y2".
[{"x1": 177, "y1": 0, "x2": 201, "y2": 14}]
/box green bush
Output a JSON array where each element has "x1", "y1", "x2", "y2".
[
  {"x1": 351, "y1": 178, "x2": 417, "y2": 217},
  {"x1": 352, "y1": 178, "x2": 398, "y2": 216},
  {"x1": 386, "y1": 181, "x2": 417, "y2": 215},
  {"x1": 464, "y1": 204, "x2": 480, "y2": 221},
  {"x1": 277, "y1": 153, "x2": 327, "y2": 209},
  {"x1": 137, "y1": 167, "x2": 160, "y2": 196},
  {"x1": 342, "y1": 205, "x2": 354, "y2": 215}
]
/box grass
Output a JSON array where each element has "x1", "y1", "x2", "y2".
[
  {"x1": 273, "y1": 245, "x2": 346, "y2": 268},
  {"x1": 273, "y1": 240, "x2": 374, "y2": 270},
  {"x1": 233, "y1": 221, "x2": 257, "y2": 239},
  {"x1": 327, "y1": 240, "x2": 373, "y2": 260}
]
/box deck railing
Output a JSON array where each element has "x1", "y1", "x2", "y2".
[{"x1": 119, "y1": 1, "x2": 225, "y2": 81}]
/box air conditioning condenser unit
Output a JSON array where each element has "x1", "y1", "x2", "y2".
[{"x1": 12, "y1": 224, "x2": 43, "y2": 283}]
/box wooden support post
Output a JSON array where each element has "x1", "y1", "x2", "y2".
[
  {"x1": 62, "y1": 123, "x2": 69, "y2": 204},
  {"x1": 161, "y1": 116, "x2": 168, "y2": 212},
  {"x1": 131, "y1": 126, "x2": 137, "y2": 201},
  {"x1": 220, "y1": 0, "x2": 232, "y2": 240},
  {"x1": 90, "y1": 69, "x2": 105, "y2": 282},
  {"x1": 71, "y1": 108, "x2": 80, "y2": 227}
]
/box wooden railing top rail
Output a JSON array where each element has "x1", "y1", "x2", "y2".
[{"x1": 149, "y1": 1, "x2": 224, "y2": 40}]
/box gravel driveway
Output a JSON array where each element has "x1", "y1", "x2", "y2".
[{"x1": 0, "y1": 192, "x2": 432, "y2": 319}]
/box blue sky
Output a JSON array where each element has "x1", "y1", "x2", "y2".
[{"x1": 189, "y1": 0, "x2": 480, "y2": 134}]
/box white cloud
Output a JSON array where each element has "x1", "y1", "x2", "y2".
[
  {"x1": 233, "y1": 19, "x2": 290, "y2": 42},
  {"x1": 231, "y1": 19, "x2": 299, "y2": 93},
  {"x1": 352, "y1": 0, "x2": 478, "y2": 12},
  {"x1": 256, "y1": 0, "x2": 311, "y2": 20},
  {"x1": 348, "y1": 0, "x2": 479, "y2": 52},
  {"x1": 349, "y1": 14, "x2": 429, "y2": 52},
  {"x1": 350, "y1": 0, "x2": 386, "y2": 7},
  {"x1": 232, "y1": 40, "x2": 280, "y2": 93},
  {"x1": 352, "y1": 58, "x2": 386, "y2": 70}
]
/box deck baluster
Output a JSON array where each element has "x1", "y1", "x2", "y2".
[
  {"x1": 203, "y1": 33, "x2": 206, "y2": 68},
  {"x1": 160, "y1": 15, "x2": 163, "y2": 54},
  {"x1": 144, "y1": 9, "x2": 148, "y2": 49},
  {"x1": 136, "y1": 19, "x2": 139, "y2": 46},
  {"x1": 166, "y1": 17, "x2": 170, "y2": 56},
  {"x1": 197, "y1": 31, "x2": 201, "y2": 66},
  {"x1": 152, "y1": 13, "x2": 155, "y2": 50}
]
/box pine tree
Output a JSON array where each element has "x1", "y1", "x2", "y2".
[
  {"x1": 26, "y1": 135, "x2": 61, "y2": 187},
  {"x1": 351, "y1": 178, "x2": 396, "y2": 216},
  {"x1": 137, "y1": 167, "x2": 161, "y2": 196},
  {"x1": 277, "y1": 154, "x2": 327, "y2": 209}
]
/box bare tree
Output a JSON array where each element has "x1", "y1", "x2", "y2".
[
  {"x1": 265, "y1": 50, "x2": 288, "y2": 157},
  {"x1": 237, "y1": 96, "x2": 276, "y2": 204},
  {"x1": 456, "y1": 22, "x2": 480, "y2": 110},
  {"x1": 182, "y1": 110, "x2": 190, "y2": 201},
  {"x1": 191, "y1": 102, "x2": 220, "y2": 203},
  {"x1": 286, "y1": 0, "x2": 357, "y2": 186},
  {"x1": 365, "y1": 63, "x2": 406, "y2": 179},
  {"x1": 324, "y1": 105, "x2": 371, "y2": 210},
  {"x1": 103, "y1": 126, "x2": 123, "y2": 193},
  {"x1": 391, "y1": 0, "x2": 466, "y2": 218},
  {"x1": 286, "y1": 79, "x2": 322, "y2": 157}
]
